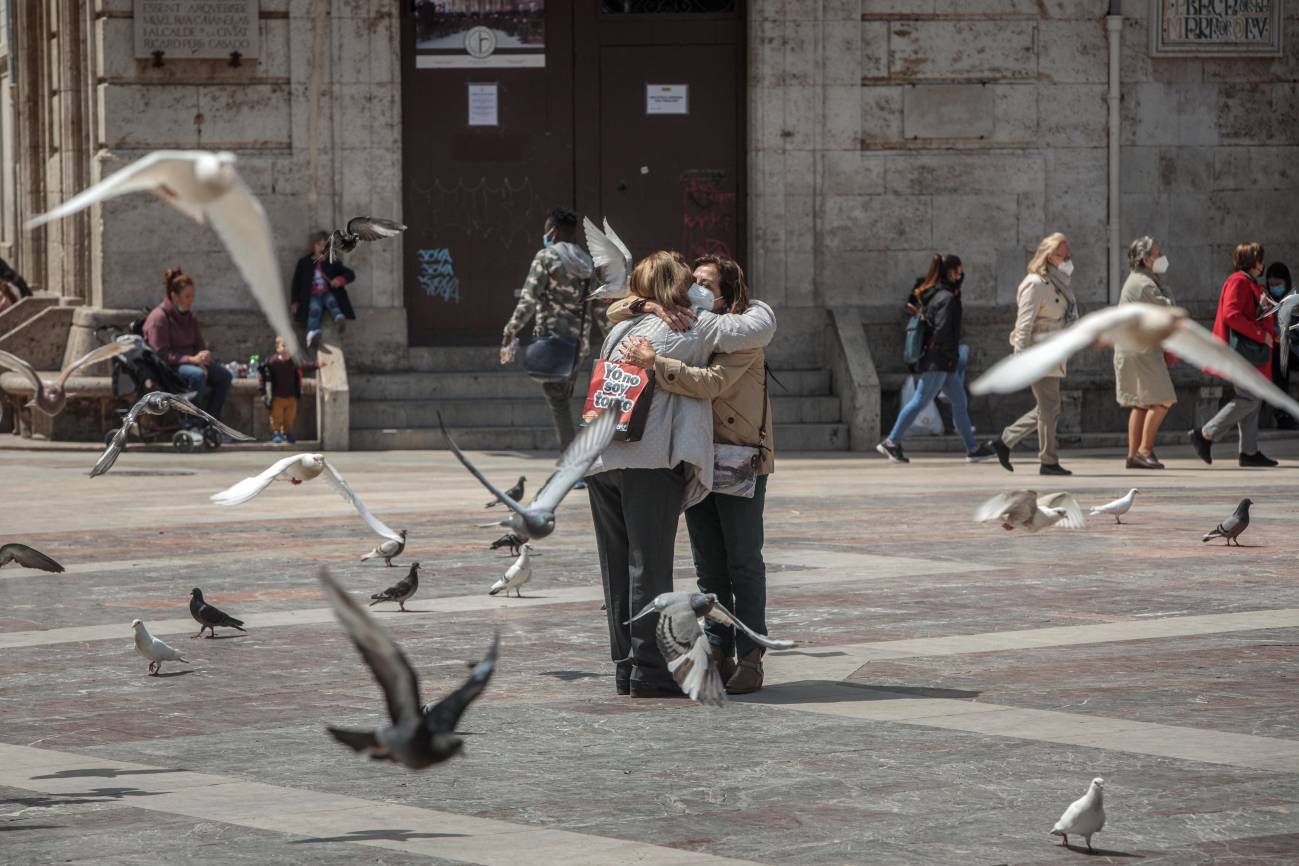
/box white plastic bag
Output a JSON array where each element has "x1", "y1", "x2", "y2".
[{"x1": 901, "y1": 375, "x2": 944, "y2": 436}]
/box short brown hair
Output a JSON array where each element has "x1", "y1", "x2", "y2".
[
  {"x1": 1233, "y1": 242, "x2": 1265, "y2": 273},
  {"x1": 693, "y1": 254, "x2": 750, "y2": 314},
  {"x1": 629, "y1": 251, "x2": 691, "y2": 309}
]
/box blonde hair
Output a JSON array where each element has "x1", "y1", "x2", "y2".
[
  {"x1": 629, "y1": 251, "x2": 691, "y2": 309},
  {"x1": 1026, "y1": 232, "x2": 1069, "y2": 277}
]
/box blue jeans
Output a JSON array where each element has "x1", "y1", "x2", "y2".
[
  {"x1": 685, "y1": 475, "x2": 768, "y2": 658},
  {"x1": 888, "y1": 369, "x2": 978, "y2": 450},
  {"x1": 307, "y1": 292, "x2": 343, "y2": 332},
  {"x1": 176, "y1": 361, "x2": 233, "y2": 421}
]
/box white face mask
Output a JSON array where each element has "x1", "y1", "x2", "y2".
[
  {"x1": 686, "y1": 283, "x2": 716, "y2": 313},
  {"x1": 1056, "y1": 259, "x2": 1075, "y2": 277},
  {"x1": 1151, "y1": 255, "x2": 1169, "y2": 274}
]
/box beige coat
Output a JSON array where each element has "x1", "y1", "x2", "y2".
[
  {"x1": 1113, "y1": 271, "x2": 1178, "y2": 409},
  {"x1": 1009, "y1": 273, "x2": 1070, "y2": 378}
]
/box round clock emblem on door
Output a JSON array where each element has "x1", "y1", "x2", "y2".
[{"x1": 464, "y1": 26, "x2": 497, "y2": 59}]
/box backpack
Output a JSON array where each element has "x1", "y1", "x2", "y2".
[{"x1": 902, "y1": 305, "x2": 928, "y2": 365}]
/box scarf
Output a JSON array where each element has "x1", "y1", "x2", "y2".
[{"x1": 1045, "y1": 265, "x2": 1079, "y2": 324}]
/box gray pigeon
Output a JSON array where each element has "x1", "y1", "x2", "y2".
[
  {"x1": 370, "y1": 562, "x2": 420, "y2": 611},
  {"x1": 318, "y1": 567, "x2": 497, "y2": 770},
  {"x1": 361, "y1": 529, "x2": 407, "y2": 567},
  {"x1": 328, "y1": 216, "x2": 406, "y2": 264},
  {"x1": 0, "y1": 543, "x2": 65, "y2": 573},
  {"x1": 487, "y1": 476, "x2": 526, "y2": 509},
  {"x1": 91, "y1": 391, "x2": 252, "y2": 477},
  {"x1": 629, "y1": 592, "x2": 796, "y2": 707},
  {"x1": 489, "y1": 533, "x2": 526, "y2": 556},
  {"x1": 189, "y1": 588, "x2": 246, "y2": 639},
  {"x1": 1202, "y1": 498, "x2": 1252, "y2": 545},
  {"x1": 442, "y1": 408, "x2": 617, "y2": 541}
]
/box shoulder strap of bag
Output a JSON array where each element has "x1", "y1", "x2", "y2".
[{"x1": 757, "y1": 363, "x2": 770, "y2": 452}]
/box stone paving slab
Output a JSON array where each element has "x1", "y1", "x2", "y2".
[{"x1": 4, "y1": 442, "x2": 1299, "y2": 864}]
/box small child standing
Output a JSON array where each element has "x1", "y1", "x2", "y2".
[{"x1": 260, "y1": 336, "x2": 322, "y2": 444}]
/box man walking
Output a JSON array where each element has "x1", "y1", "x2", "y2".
[{"x1": 501, "y1": 207, "x2": 594, "y2": 450}]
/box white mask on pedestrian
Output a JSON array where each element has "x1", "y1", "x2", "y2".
[
  {"x1": 1151, "y1": 255, "x2": 1169, "y2": 274},
  {"x1": 686, "y1": 283, "x2": 716, "y2": 313},
  {"x1": 1056, "y1": 259, "x2": 1075, "y2": 277}
]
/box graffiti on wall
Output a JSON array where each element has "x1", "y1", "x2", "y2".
[
  {"x1": 418, "y1": 248, "x2": 461, "y2": 303},
  {"x1": 680, "y1": 169, "x2": 736, "y2": 261}
]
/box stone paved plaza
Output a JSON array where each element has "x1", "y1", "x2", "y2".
[{"x1": 3, "y1": 441, "x2": 1299, "y2": 865}]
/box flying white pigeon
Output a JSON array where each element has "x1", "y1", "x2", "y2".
[
  {"x1": 26, "y1": 150, "x2": 302, "y2": 358},
  {"x1": 1089, "y1": 488, "x2": 1140, "y2": 524},
  {"x1": 1261, "y1": 293, "x2": 1299, "y2": 374},
  {"x1": 970, "y1": 303, "x2": 1299, "y2": 421},
  {"x1": 974, "y1": 490, "x2": 1086, "y2": 533},
  {"x1": 210, "y1": 453, "x2": 401, "y2": 543},
  {"x1": 583, "y1": 216, "x2": 633, "y2": 300},
  {"x1": 131, "y1": 619, "x2": 189, "y2": 676},
  {"x1": 489, "y1": 545, "x2": 533, "y2": 598},
  {"x1": 1050, "y1": 777, "x2": 1106, "y2": 853}
]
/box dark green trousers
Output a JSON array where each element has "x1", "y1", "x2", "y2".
[{"x1": 684, "y1": 474, "x2": 768, "y2": 657}]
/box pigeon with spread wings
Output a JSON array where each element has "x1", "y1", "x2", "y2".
[
  {"x1": 583, "y1": 217, "x2": 633, "y2": 300},
  {"x1": 974, "y1": 490, "x2": 1086, "y2": 532},
  {"x1": 0, "y1": 543, "x2": 65, "y2": 573},
  {"x1": 970, "y1": 303, "x2": 1299, "y2": 420},
  {"x1": 318, "y1": 567, "x2": 497, "y2": 769},
  {"x1": 0, "y1": 336, "x2": 138, "y2": 416},
  {"x1": 1261, "y1": 293, "x2": 1299, "y2": 374},
  {"x1": 441, "y1": 407, "x2": 618, "y2": 541},
  {"x1": 26, "y1": 150, "x2": 302, "y2": 358},
  {"x1": 209, "y1": 453, "x2": 402, "y2": 543},
  {"x1": 327, "y1": 216, "x2": 407, "y2": 264},
  {"x1": 90, "y1": 391, "x2": 252, "y2": 477}
]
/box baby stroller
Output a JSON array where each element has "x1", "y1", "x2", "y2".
[{"x1": 100, "y1": 312, "x2": 228, "y2": 453}]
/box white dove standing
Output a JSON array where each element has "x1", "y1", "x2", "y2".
[
  {"x1": 489, "y1": 545, "x2": 533, "y2": 597},
  {"x1": 1051, "y1": 777, "x2": 1106, "y2": 852},
  {"x1": 131, "y1": 619, "x2": 189, "y2": 676},
  {"x1": 582, "y1": 216, "x2": 633, "y2": 300},
  {"x1": 26, "y1": 150, "x2": 302, "y2": 358},
  {"x1": 974, "y1": 490, "x2": 1086, "y2": 533},
  {"x1": 1089, "y1": 488, "x2": 1139, "y2": 524},
  {"x1": 970, "y1": 302, "x2": 1299, "y2": 421},
  {"x1": 210, "y1": 453, "x2": 401, "y2": 544}
]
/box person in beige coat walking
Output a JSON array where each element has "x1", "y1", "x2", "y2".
[
  {"x1": 1115, "y1": 236, "x2": 1177, "y2": 469},
  {"x1": 987, "y1": 232, "x2": 1077, "y2": 476}
]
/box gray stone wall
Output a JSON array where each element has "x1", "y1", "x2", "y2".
[
  {"x1": 747, "y1": 0, "x2": 1299, "y2": 325},
  {"x1": 90, "y1": 0, "x2": 403, "y2": 330}
]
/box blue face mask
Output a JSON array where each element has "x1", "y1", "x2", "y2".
[
  {"x1": 542, "y1": 234, "x2": 554, "y2": 248},
  {"x1": 1270, "y1": 284, "x2": 1289, "y2": 299}
]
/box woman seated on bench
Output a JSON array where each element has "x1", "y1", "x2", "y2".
[{"x1": 142, "y1": 267, "x2": 232, "y2": 423}]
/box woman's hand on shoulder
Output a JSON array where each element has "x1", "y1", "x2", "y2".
[
  {"x1": 620, "y1": 335, "x2": 657, "y2": 369},
  {"x1": 643, "y1": 300, "x2": 695, "y2": 332}
]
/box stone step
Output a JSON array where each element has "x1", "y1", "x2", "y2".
[
  {"x1": 349, "y1": 367, "x2": 833, "y2": 401},
  {"x1": 351, "y1": 422, "x2": 849, "y2": 452},
  {"x1": 349, "y1": 394, "x2": 841, "y2": 429}
]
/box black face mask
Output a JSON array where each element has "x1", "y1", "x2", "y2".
[{"x1": 949, "y1": 274, "x2": 965, "y2": 290}]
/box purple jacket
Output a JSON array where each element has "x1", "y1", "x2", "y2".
[{"x1": 143, "y1": 297, "x2": 207, "y2": 366}]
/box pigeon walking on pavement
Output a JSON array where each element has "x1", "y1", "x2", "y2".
[
  {"x1": 486, "y1": 476, "x2": 526, "y2": 509},
  {"x1": 489, "y1": 533, "x2": 526, "y2": 556},
  {"x1": 1050, "y1": 777, "x2": 1106, "y2": 853},
  {"x1": 370, "y1": 563, "x2": 420, "y2": 611},
  {"x1": 92, "y1": 391, "x2": 253, "y2": 477},
  {"x1": 1202, "y1": 498, "x2": 1252, "y2": 545},
  {"x1": 1088, "y1": 488, "x2": 1140, "y2": 524},
  {"x1": 974, "y1": 490, "x2": 1086, "y2": 533},
  {"x1": 628, "y1": 592, "x2": 796, "y2": 707},
  {"x1": 361, "y1": 529, "x2": 407, "y2": 567},
  {"x1": 489, "y1": 545, "x2": 533, "y2": 598},
  {"x1": 189, "y1": 588, "x2": 247, "y2": 639},
  {"x1": 442, "y1": 408, "x2": 617, "y2": 541},
  {"x1": 131, "y1": 619, "x2": 189, "y2": 676},
  {"x1": 0, "y1": 543, "x2": 65, "y2": 573},
  {"x1": 318, "y1": 567, "x2": 497, "y2": 769}
]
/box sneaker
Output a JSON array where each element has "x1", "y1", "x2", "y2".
[
  {"x1": 285, "y1": 433, "x2": 297, "y2": 444},
  {"x1": 875, "y1": 440, "x2": 909, "y2": 463},
  {"x1": 1039, "y1": 463, "x2": 1073, "y2": 476},
  {"x1": 966, "y1": 443, "x2": 996, "y2": 463},
  {"x1": 1239, "y1": 451, "x2": 1279, "y2": 467},
  {"x1": 333, "y1": 316, "x2": 346, "y2": 334},
  {"x1": 1188, "y1": 428, "x2": 1212, "y2": 464},
  {"x1": 990, "y1": 439, "x2": 1014, "y2": 472},
  {"x1": 306, "y1": 329, "x2": 322, "y2": 349},
  {"x1": 271, "y1": 433, "x2": 284, "y2": 445}
]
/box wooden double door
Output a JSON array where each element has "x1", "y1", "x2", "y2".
[{"x1": 400, "y1": 1, "x2": 744, "y2": 345}]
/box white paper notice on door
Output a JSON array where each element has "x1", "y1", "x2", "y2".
[
  {"x1": 468, "y1": 83, "x2": 499, "y2": 126},
  {"x1": 646, "y1": 84, "x2": 688, "y2": 115}
]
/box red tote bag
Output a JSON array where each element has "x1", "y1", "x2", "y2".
[{"x1": 581, "y1": 359, "x2": 656, "y2": 442}]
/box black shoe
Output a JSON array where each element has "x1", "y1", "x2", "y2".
[
  {"x1": 1188, "y1": 428, "x2": 1212, "y2": 464},
  {"x1": 1039, "y1": 463, "x2": 1072, "y2": 476},
  {"x1": 966, "y1": 443, "x2": 996, "y2": 463},
  {"x1": 990, "y1": 439, "x2": 1014, "y2": 472},
  {"x1": 875, "y1": 440, "x2": 909, "y2": 463},
  {"x1": 616, "y1": 662, "x2": 631, "y2": 696},
  {"x1": 1126, "y1": 453, "x2": 1163, "y2": 470},
  {"x1": 630, "y1": 681, "x2": 687, "y2": 699},
  {"x1": 1239, "y1": 451, "x2": 1279, "y2": 467}
]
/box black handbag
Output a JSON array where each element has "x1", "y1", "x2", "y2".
[
  {"x1": 1229, "y1": 330, "x2": 1270, "y2": 366},
  {"x1": 523, "y1": 284, "x2": 590, "y2": 384}
]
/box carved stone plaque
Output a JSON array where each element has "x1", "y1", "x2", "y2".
[
  {"x1": 1151, "y1": 0, "x2": 1283, "y2": 57},
  {"x1": 134, "y1": 0, "x2": 259, "y2": 60}
]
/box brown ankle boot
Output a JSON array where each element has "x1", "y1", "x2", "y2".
[
  {"x1": 711, "y1": 644, "x2": 736, "y2": 683},
  {"x1": 726, "y1": 649, "x2": 764, "y2": 694}
]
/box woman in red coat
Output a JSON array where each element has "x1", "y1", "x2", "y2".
[{"x1": 1188, "y1": 242, "x2": 1277, "y2": 467}]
